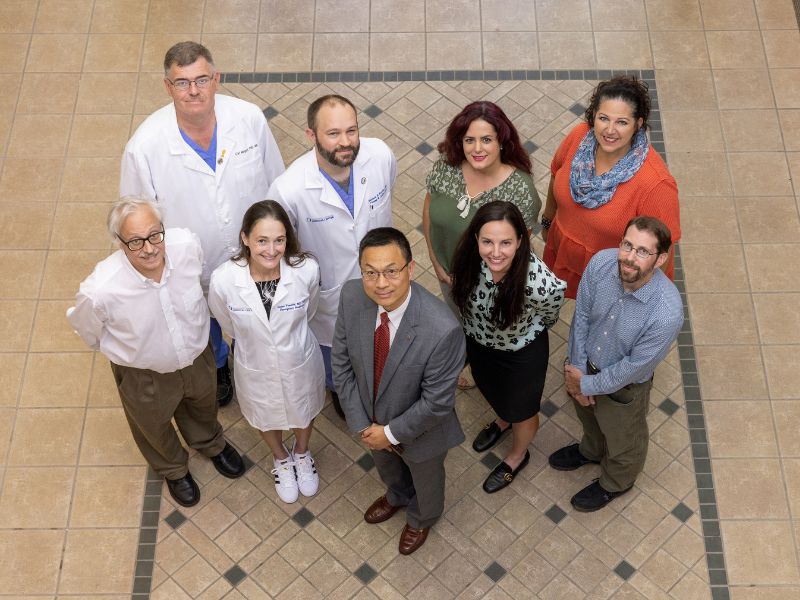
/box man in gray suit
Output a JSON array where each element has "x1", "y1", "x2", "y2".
[{"x1": 332, "y1": 227, "x2": 466, "y2": 555}]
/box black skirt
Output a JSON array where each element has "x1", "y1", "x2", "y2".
[{"x1": 466, "y1": 329, "x2": 549, "y2": 423}]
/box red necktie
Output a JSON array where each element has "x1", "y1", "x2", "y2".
[{"x1": 373, "y1": 312, "x2": 390, "y2": 401}]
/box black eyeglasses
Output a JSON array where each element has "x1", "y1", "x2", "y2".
[{"x1": 118, "y1": 230, "x2": 165, "y2": 251}]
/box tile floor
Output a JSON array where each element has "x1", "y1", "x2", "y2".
[{"x1": 0, "y1": 1, "x2": 799, "y2": 598}]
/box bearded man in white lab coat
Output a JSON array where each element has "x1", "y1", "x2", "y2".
[
  {"x1": 268, "y1": 94, "x2": 397, "y2": 418},
  {"x1": 120, "y1": 41, "x2": 285, "y2": 408}
]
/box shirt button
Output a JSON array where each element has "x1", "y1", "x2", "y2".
[
  {"x1": 604, "y1": 331, "x2": 607, "y2": 335},
  {"x1": 224, "y1": 218, "x2": 230, "y2": 224}
]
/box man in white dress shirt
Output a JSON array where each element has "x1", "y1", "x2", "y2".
[
  {"x1": 67, "y1": 198, "x2": 245, "y2": 507},
  {"x1": 120, "y1": 41, "x2": 285, "y2": 407}
]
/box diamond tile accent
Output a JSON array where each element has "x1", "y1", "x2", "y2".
[
  {"x1": 415, "y1": 141, "x2": 434, "y2": 155},
  {"x1": 545, "y1": 504, "x2": 567, "y2": 524},
  {"x1": 659, "y1": 397, "x2": 680, "y2": 416},
  {"x1": 355, "y1": 453, "x2": 375, "y2": 472},
  {"x1": 672, "y1": 502, "x2": 694, "y2": 523},
  {"x1": 484, "y1": 561, "x2": 507, "y2": 582},
  {"x1": 263, "y1": 106, "x2": 279, "y2": 119},
  {"x1": 353, "y1": 562, "x2": 378, "y2": 584},
  {"x1": 480, "y1": 451, "x2": 501, "y2": 469},
  {"x1": 364, "y1": 104, "x2": 382, "y2": 118},
  {"x1": 614, "y1": 560, "x2": 636, "y2": 581},
  {"x1": 569, "y1": 102, "x2": 587, "y2": 117},
  {"x1": 223, "y1": 565, "x2": 247, "y2": 586},
  {"x1": 523, "y1": 140, "x2": 539, "y2": 153},
  {"x1": 164, "y1": 509, "x2": 187, "y2": 529},
  {"x1": 292, "y1": 507, "x2": 315, "y2": 527},
  {"x1": 540, "y1": 399, "x2": 558, "y2": 417}
]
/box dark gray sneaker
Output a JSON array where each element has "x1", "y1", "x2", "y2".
[{"x1": 548, "y1": 443, "x2": 600, "y2": 471}]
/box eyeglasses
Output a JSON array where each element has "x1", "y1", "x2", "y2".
[
  {"x1": 619, "y1": 240, "x2": 660, "y2": 260},
  {"x1": 165, "y1": 75, "x2": 214, "y2": 91},
  {"x1": 118, "y1": 230, "x2": 165, "y2": 251},
  {"x1": 361, "y1": 262, "x2": 409, "y2": 281}
]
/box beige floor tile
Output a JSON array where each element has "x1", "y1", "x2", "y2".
[
  {"x1": 0, "y1": 530, "x2": 64, "y2": 594},
  {"x1": 714, "y1": 69, "x2": 774, "y2": 109},
  {"x1": 0, "y1": 34, "x2": 29, "y2": 72},
  {"x1": 155, "y1": 531, "x2": 196, "y2": 575},
  {"x1": 763, "y1": 30, "x2": 800, "y2": 68},
  {"x1": 730, "y1": 587, "x2": 800, "y2": 599},
  {"x1": 50, "y1": 202, "x2": 114, "y2": 250},
  {"x1": 661, "y1": 110, "x2": 723, "y2": 152},
  {"x1": 720, "y1": 109, "x2": 783, "y2": 152},
  {"x1": 371, "y1": 0, "x2": 425, "y2": 31},
  {"x1": 79, "y1": 407, "x2": 146, "y2": 465},
  {"x1": 483, "y1": 32, "x2": 539, "y2": 70},
  {"x1": 70, "y1": 465, "x2": 145, "y2": 527},
  {"x1": 715, "y1": 459, "x2": 789, "y2": 518},
  {"x1": 17, "y1": 73, "x2": 79, "y2": 114},
  {"x1": 427, "y1": 33, "x2": 483, "y2": 70},
  {"x1": 773, "y1": 401, "x2": 800, "y2": 456},
  {"x1": 655, "y1": 69, "x2": 717, "y2": 110},
  {"x1": 0, "y1": 250, "x2": 44, "y2": 298},
  {"x1": 312, "y1": 33, "x2": 370, "y2": 71},
  {"x1": 199, "y1": 34, "x2": 257, "y2": 72},
  {"x1": 0, "y1": 353, "x2": 25, "y2": 407},
  {"x1": 651, "y1": 30, "x2": 709, "y2": 69},
  {"x1": 0, "y1": 73, "x2": 21, "y2": 112},
  {"x1": 700, "y1": 0, "x2": 759, "y2": 29},
  {"x1": 687, "y1": 293, "x2": 758, "y2": 344},
  {"x1": 745, "y1": 244, "x2": 800, "y2": 292},
  {"x1": 722, "y1": 520, "x2": 800, "y2": 584},
  {"x1": 88, "y1": 354, "x2": 120, "y2": 407},
  {"x1": 539, "y1": 32, "x2": 596, "y2": 69},
  {"x1": 67, "y1": 114, "x2": 131, "y2": 157},
  {"x1": 172, "y1": 554, "x2": 219, "y2": 597},
  {"x1": 91, "y1": 0, "x2": 148, "y2": 33},
  {"x1": 762, "y1": 345, "x2": 800, "y2": 399},
  {"x1": 0, "y1": 466, "x2": 75, "y2": 527},
  {"x1": 259, "y1": 0, "x2": 315, "y2": 33},
  {"x1": 369, "y1": 33, "x2": 426, "y2": 71},
  {"x1": 706, "y1": 31, "x2": 766, "y2": 69},
  {"x1": 0, "y1": 158, "x2": 62, "y2": 202},
  {"x1": 639, "y1": 548, "x2": 687, "y2": 592},
  {"x1": 536, "y1": 0, "x2": 592, "y2": 31},
  {"x1": 20, "y1": 352, "x2": 91, "y2": 407},
  {"x1": 481, "y1": 0, "x2": 537, "y2": 31},
  {"x1": 729, "y1": 152, "x2": 792, "y2": 196},
  {"x1": 147, "y1": 0, "x2": 203, "y2": 33},
  {"x1": 679, "y1": 197, "x2": 739, "y2": 244},
  {"x1": 0, "y1": 299, "x2": 36, "y2": 351},
  {"x1": 644, "y1": 0, "x2": 703, "y2": 29},
  {"x1": 778, "y1": 110, "x2": 800, "y2": 151},
  {"x1": 681, "y1": 243, "x2": 747, "y2": 292},
  {"x1": 737, "y1": 196, "x2": 800, "y2": 244},
  {"x1": 255, "y1": 33, "x2": 313, "y2": 71},
  {"x1": 60, "y1": 157, "x2": 120, "y2": 202},
  {"x1": 30, "y1": 300, "x2": 88, "y2": 352},
  {"x1": 0, "y1": 1, "x2": 37, "y2": 33},
  {"x1": 34, "y1": 0, "x2": 93, "y2": 33},
  {"x1": 59, "y1": 528, "x2": 139, "y2": 594},
  {"x1": 314, "y1": 0, "x2": 370, "y2": 32},
  {"x1": 8, "y1": 407, "x2": 84, "y2": 465},
  {"x1": 755, "y1": 0, "x2": 798, "y2": 29},
  {"x1": 695, "y1": 345, "x2": 767, "y2": 400},
  {"x1": 26, "y1": 34, "x2": 87, "y2": 72},
  {"x1": 705, "y1": 400, "x2": 778, "y2": 458},
  {"x1": 214, "y1": 519, "x2": 261, "y2": 561},
  {"x1": 594, "y1": 31, "x2": 652, "y2": 68},
  {"x1": 770, "y1": 68, "x2": 800, "y2": 109},
  {"x1": 41, "y1": 249, "x2": 109, "y2": 299},
  {"x1": 425, "y1": 0, "x2": 481, "y2": 32},
  {"x1": 754, "y1": 293, "x2": 800, "y2": 344},
  {"x1": 7, "y1": 114, "x2": 71, "y2": 158},
  {"x1": 782, "y1": 459, "x2": 800, "y2": 516},
  {"x1": 666, "y1": 152, "x2": 730, "y2": 196},
  {"x1": 591, "y1": 0, "x2": 648, "y2": 29},
  {"x1": 76, "y1": 73, "x2": 137, "y2": 114},
  {"x1": 141, "y1": 34, "x2": 196, "y2": 72},
  {"x1": 203, "y1": 0, "x2": 259, "y2": 34}
]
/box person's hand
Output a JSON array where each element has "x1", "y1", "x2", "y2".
[
  {"x1": 361, "y1": 424, "x2": 392, "y2": 450},
  {"x1": 433, "y1": 262, "x2": 451, "y2": 286},
  {"x1": 573, "y1": 392, "x2": 595, "y2": 407},
  {"x1": 564, "y1": 364, "x2": 584, "y2": 397}
]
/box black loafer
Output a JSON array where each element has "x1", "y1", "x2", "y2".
[
  {"x1": 217, "y1": 364, "x2": 234, "y2": 407},
  {"x1": 483, "y1": 450, "x2": 530, "y2": 494},
  {"x1": 330, "y1": 390, "x2": 345, "y2": 420},
  {"x1": 166, "y1": 472, "x2": 200, "y2": 507},
  {"x1": 548, "y1": 443, "x2": 600, "y2": 471},
  {"x1": 211, "y1": 442, "x2": 245, "y2": 479},
  {"x1": 472, "y1": 421, "x2": 511, "y2": 453},
  {"x1": 571, "y1": 480, "x2": 632, "y2": 512}
]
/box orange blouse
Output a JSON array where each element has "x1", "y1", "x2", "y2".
[{"x1": 542, "y1": 123, "x2": 681, "y2": 299}]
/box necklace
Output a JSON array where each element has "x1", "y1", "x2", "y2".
[{"x1": 456, "y1": 189, "x2": 485, "y2": 219}]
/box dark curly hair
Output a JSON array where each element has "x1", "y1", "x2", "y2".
[
  {"x1": 585, "y1": 75, "x2": 650, "y2": 131},
  {"x1": 437, "y1": 101, "x2": 532, "y2": 174}
]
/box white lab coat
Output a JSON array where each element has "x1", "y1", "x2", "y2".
[
  {"x1": 208, "y1": 256, "x2": 324, "y2": 431},
  {"x1": 120, "y1": 94, "x2": 285, "y2": 288},
  {"x1": 267, "y1": 137, "x2": 397, "y2": 346}
]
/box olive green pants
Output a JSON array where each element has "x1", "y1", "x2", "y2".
[
  {"x1": 573, "y1": 379, "x2": 652, "y2": 493},
  {"x1": 110, "y1": 344, "x2": 225, "y2": 480}
]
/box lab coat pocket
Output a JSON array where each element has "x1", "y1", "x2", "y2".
[
  {"x1": 232, "y1": 360, "x2": 283, "y2": 430},
  {"x1": 317, "y1": 284, "x2": 343, "y2": 319},
  {"x1": 285, "y1": 345, "x2": 325, "y2": 421}
]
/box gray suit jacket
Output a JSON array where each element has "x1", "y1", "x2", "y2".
[{"x1": 332, "y1": 280, "x2": 466, "y2": 463}]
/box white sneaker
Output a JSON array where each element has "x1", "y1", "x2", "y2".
[
  {"x1": 271, "y1": 451, "x2": 298, "y2": 504},
  {"x1": 292, "y1": 446, "x2": 319, "y2": 497}
]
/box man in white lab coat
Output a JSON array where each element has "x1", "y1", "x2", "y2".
[
  {"x1": 120, "y1": 41, "x2": 285, "y2": 407},
  {"x1": 268, "y1": 94, "x2": 397, "y2": 418}
]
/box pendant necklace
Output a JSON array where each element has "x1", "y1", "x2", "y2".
[{"x1": 456, "y1": 189, "x2": 485, "y2": 219}]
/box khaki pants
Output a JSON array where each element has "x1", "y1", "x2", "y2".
[
  {"x1": 110, "y1": 344, "x2": 225, "y2": 480},
  {"x1": 572, "y1": 378, "x2": 652, "y2": 493}
]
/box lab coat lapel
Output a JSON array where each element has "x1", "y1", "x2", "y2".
[
  {"x1": 165, "y1": 110, "x2": 216, "y2": 176},
  {"x1": 235, "y1": 264, "x2": 270, "y2": 330},
  {"x1": 352, "y1": 150, "x2": 371, "y2": 221},
  {"x1": 271, "y1": 258, "x2": 293, "y2": 307}
]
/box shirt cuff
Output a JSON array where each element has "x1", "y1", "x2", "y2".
[
  {"x1": 580, "y1": 373, "x2": 598, "y2": 396},
  {"x1": 384, "y1": 425, "x2": 400, "y2": 446}
]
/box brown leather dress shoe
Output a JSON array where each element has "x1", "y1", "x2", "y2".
[
  {"x1": 364, "y1": 495, "x2": 402, "y2": 524},
  {"x1": 398, "y1": 524, "x2": 429, "y2": 555}
]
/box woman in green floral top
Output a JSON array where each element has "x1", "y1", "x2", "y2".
[
  {"x1": 451, "y1": 201, "x2": 566, "y2": 494},
  {"x1": 422, "y1": 101, "x2": 542, "y2": 387}
]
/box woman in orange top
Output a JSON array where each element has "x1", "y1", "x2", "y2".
[{"x1": 541, "y1": 75, "x2": 680, "y2": 298}]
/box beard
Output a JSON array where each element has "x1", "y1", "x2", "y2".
[
  {"x1": 316, "y1": 138, "x2": 360, "y2": 167},
  {"x1": 617, "y1": 258, "x2": 655, "y2": 286}
]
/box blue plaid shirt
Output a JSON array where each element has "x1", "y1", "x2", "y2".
[{"x1": 567, "y1": 248, "x2": 683, "y2": 396}]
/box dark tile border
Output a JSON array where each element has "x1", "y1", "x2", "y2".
[{"x1": 132, "y1": 69, "x2": 727, "y2": 599}]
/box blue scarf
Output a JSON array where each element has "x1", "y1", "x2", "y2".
[{"x1": 569, "y1": 128, "x2": 649, "y2": 209}]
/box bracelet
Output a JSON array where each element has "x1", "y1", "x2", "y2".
[{"x1": 541, "y1": 216, "x2": 552, "y2": 230}]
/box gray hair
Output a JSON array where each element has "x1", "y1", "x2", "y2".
[
  {"x1": 107, "y1": 197, "x2": 163, "y2": 245},
  {"x1": 163, "y1": 41, "x2": 214, "y2": 74}
]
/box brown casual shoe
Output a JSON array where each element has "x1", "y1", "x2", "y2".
[
  {"x1": 398, "y1": 524, "x2": 429, "y2": 555},
  {"x1": 364, "y1": 495, "x2": 402, "y2": 524}
]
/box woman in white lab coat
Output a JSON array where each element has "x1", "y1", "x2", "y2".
[{"x1": 209, "y1": 200, "x2": 324, "y2": 504}]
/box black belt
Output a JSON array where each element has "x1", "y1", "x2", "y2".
[{"x1": 587, "y1": 360, "x2": 600, "y2": 375}]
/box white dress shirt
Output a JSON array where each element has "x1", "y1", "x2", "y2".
[
  {"x1": 67, "y1": 228, "x2": 211, "y2": 374},
  {"x1": 375, "y1": 288, "x2": 412, "y2": 445}
]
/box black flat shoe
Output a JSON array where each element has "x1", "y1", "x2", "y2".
[
  {"x1": 483, "y1": 450, "x2": 530, "y2": 494},
  {"x1": 166, "y1": 472, "x2": 200, "y2": 507},
  {"x1": 570, "y1": 480, "x2": 632, "y2": 512},
  {"x1": 548, "y1": 443, "x2": 600, "y2": 471},
  {"x1": 472, "y1": 421, "x2": 511, "y2": 453},
  {"x1": 211, "y1": 442, "x2": 245, "y2": 478},
  {"x1": 217, "y1": 364, "x2": 233, "y2": 407}
]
